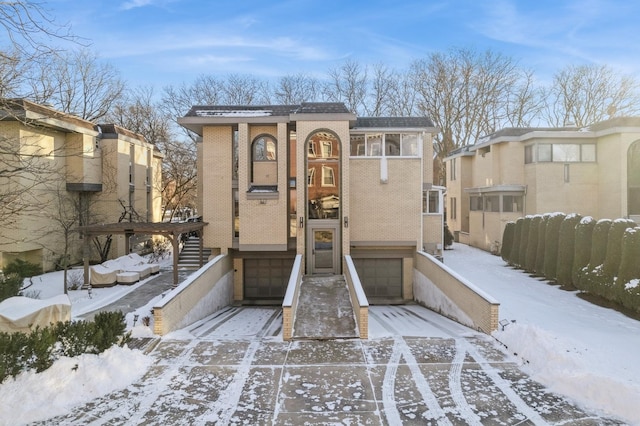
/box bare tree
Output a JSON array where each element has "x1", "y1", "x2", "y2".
[
  {"x1": 0, "y1": 100, "x2": 63, "y2": 228},
  {"x1": 0, "y1": 50, "x2": 26, "y2": 97},
  {"x1": 411, "y1": 48, "x2": 538, "y2": 158},
  {"x1": 542, "y1": 64, "x2": 640, "y2": 127},
  {"x1": 159, "y1": 138, "x2": 197, "y2": 222},
  {"x1": 106, "y1": 86, "x2": 171, "y2": 144},
  {"x1": 364, "y1": 63, "x2": 394, "y2": 116},
  {"x1": 273, "y1": 73, "x2": 320, "y2": 104},
  {"x1": 0, "y1": 1, "x2": 78, "y2": 58},
  {"x1": 387, "y1": 71, "x2": 419, "y2": 117},
  {"x1": 26, "y1": 49, "x2": 126, "y2": 121},
  {"x1": 323, "y1": 59, "x2": 368, "y2": 114}
]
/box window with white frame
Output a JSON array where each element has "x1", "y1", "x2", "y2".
[
  {"x1": 423, "y1": 190, "x2": 441, "y2": 214},
  {"x1": 350, "y1": 133, "x2": 420, "y2": 157},
  {"x1": 307, "y1": 168, "x2": 315, "y2": 186},
  {"x1": 321, "y1": 166, "x2": 335, "y2": 186},
  {"x1": 321, "y1": 141, "x2": 332, "y2": 158}
]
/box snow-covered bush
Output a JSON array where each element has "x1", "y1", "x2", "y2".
[
  {"x1": 556, "y1": 213, "x2": 582, "y2": 288},
  {"x1": 572, "y1": 216, "x2": 595, "y2": 287},
  {"x1": 543, "y1": 213, "x2": 565, "y2": 280},
  {"x1": 509, "y1": 217, "x2": 524, "y2": 267},
  {"x1": 501, "y1": 221, "x2": 515, "y2": 264},
  {"x1": 534, "y1": 214, "x2": 551, "y2": 275},
  {"x1": 524, "y1": 215, "x2": 542, "y2": 273},
  {"x1": 602, "y1": 219, "x2": 636, "y2": 277},
  {"x1": 615, "y1": 227, "x2": 640, "y2": 310},
  {"x1": 517, "y1": 216, "x2": 531, "y2": 270},
  {"x1": 578, "y1": 219, "x2": 612, "y2": 294}
]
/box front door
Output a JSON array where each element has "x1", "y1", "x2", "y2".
[
  {"x1": 309, "y1": 225, "x2": 339, "y2": 274},
  {"x1": 306, "y1": 130, "x2": 342, "y2": 275}
]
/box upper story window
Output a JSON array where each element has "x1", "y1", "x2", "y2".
[
  {"x1": 450, "y1": 158, "x2": 457, "y2": 180},
  {"x1": 525, "y1": 143, "x2": 596, "y2": 164},
  {"x1": 253, "y1": 136, "x2": 276, "y2": 161},
  {"x1": 423, "y1": 190, "x2": 442, "y2": 214},
  {"x1": 251, "y1": 134, "x2": 277, "y2": 187},
  {"x1": 350, "y1": 133, "x2": 420, "y2": 157}
]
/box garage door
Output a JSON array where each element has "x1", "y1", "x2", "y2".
[
  {"x1": 244, "y1": 258, "x2": 294, "y2": 299},
  {"x1": 352, "y1": 258, "x2": 402, "y2": 298}
]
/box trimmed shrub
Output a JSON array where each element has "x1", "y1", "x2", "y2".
[
  {"x1": 535, "y1": 214, "x2": 551, "y2": 275},
  {"x1": 572, "y1": 216, "x2": 596, "y2": 288},
  {"x1": 0, "y1": 274, "x2": 22, "y2": 303},
  {"x1": 579, "y1": 219, "x2": 612, "y2": 294},
  {"x1": 517, "y1": 216, "x2": 532, "y2": 270},
  {"x1": 509, "y1": 217, "x2": 524, "y2": 267},
  {"x1": 501, "y1": 221, "x2": 516, "y2": 264},
  {"x1": 4, "y1": 259, "x2": 41, "y2": 278},
  {"x1": 0, "y1": 310, "x2": 130, "y2": 383},
  {"x1": 615, "y1": 227, "x2": 640, "y2": 311},
  {"x1": 602, "y1": 219, "x2": 636, "y2": 277},
  {"x1": 524, "y1": 215, "x2": 542, "y2": 273},
  {"x1": 555, "y1": 213, "x2": 582, "y2": 288},
  {"x1": 543, "y1": 212, "x2": 566, "y2": 281}
]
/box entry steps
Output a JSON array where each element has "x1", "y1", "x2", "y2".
[
  {"x1": 177, "y1": 237, "x2": 211, "y2": 269},
  {"x1": 292, "y1": 275, "x2": 359, "y2": 340}
]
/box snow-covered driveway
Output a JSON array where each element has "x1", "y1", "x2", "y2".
[{"x1": 32, "y1": 305, "x2": 621, "y2": 425}]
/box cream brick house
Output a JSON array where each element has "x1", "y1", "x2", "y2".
[
  {"x1": 178, "y1": 103, "x2": 442, "y2": 303},
  {"x1": 0, "y1": 99, "x2": 163, "y2": 271},
  {"x1": 445, "y1": 117, "x2": 640, "y2": 252}
]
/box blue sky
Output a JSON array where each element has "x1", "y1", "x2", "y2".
[{"x1": 36, "y1": 0, "x2": 640, "y2": 89}]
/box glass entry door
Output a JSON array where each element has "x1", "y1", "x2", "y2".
[{"x1": 309, "y1": 225, "x2": 339, "y2": 274}]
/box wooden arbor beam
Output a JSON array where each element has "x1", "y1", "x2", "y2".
[{"x1": 78, "y1": 221, "x2": 208, "y2": 288}]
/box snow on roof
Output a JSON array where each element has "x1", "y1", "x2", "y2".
[{"x1": 194, "y1": 109, "x2": 273, "y2": 117}]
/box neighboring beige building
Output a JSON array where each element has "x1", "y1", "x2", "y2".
[
  {"x1": 178, "y1": 103, "x2": 442, "y2": 303},
  {"x1": 445, "y1": 117, "x2": 640, "y2": 253},
  {"x1": 0, "y1": 99, "x2": 163, "y2": 271}
]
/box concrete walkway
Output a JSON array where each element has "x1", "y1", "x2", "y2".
[
  {"x1": 78, "y1": 268, "x2": 192, "y2": 321},
  {"x1": 292, "y1": 275, "x2": 358, "y2": 340}
]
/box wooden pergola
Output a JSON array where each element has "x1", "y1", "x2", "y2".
[{"x1": 78, "y1": 221, "x2": 208, "y2": 288}]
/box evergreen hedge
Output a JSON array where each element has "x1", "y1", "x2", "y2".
[
  {"x1": 555, "y1": 213, "x2": 582, "y2": 288},
  {"x1": 603, "y1": 219, "x2": 636, "y2": 277},
  {"x1": 510, "y1": 217, "x2": 524, "y2": 267},
  {"x1": 501, "y1": 221, "x2": 515, "y2": 264},
  {"x1": 572, "y1": 217, "x2": 596, "y2": 288},
  {"x1": 579, "y1": 219, "x2": 612, "y2": 294},
  {"x1": 517, "y1": 216, "x2": 532, "y2": 270},
  {"x1": 616, "y1": 227, "x2": 640, "y2": 310},
  {"x1": 0, "y1": 311, "x2": 131, "y2": 383},
  {"x1": 534, "y1": 214, "x2": 550, "y2": 275},
  {"x1": 524, "y1": 215, "x2": 542, "y2": 273},
  {"x1": 543, "y1": 213, "x2": 566, "y2": 281}
]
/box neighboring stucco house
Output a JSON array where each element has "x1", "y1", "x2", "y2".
[
  {"x1": 178, "y1": 103, "x2": 442, "y2": 303},
  {"x1": 0, "y1": 99, "x2": 163, "y2": 271},
  {"x1": 445, "y1": 117, "x2": 640, "y2": 253}
]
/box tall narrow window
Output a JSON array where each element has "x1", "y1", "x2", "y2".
[{"x1": 251, "y1": 135, "x2": 277, "y2": 185}]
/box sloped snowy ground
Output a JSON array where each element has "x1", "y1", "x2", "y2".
[{"x1": 445, "y1": 242, "x2": 640, "y2": 424}]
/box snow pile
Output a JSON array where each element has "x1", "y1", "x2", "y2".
[
  {"x1": 496, "y1": 323, "x2": 640, "y2": 423},
  {"x1": 0, "y1": 345, "x2": 152, "y2": 425}
]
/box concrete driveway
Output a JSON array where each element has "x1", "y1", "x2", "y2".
[{"x1": 37, "y1": 304, "x2": 623, "y2": 425}]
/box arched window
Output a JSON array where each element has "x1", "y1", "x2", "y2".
[
  {"x1": 251, "y1": 135, "x2": 277, "y2": 185},
  {"x1": 628, "y1": 140, "x2": 640, "y2": 216},
  {"x1": 253, "y1": 136, "x2": 276, "y2": 161}
]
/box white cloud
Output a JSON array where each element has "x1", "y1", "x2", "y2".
[{"x1": 119, "y1": 0, "x2": 154, "y2": 11}]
